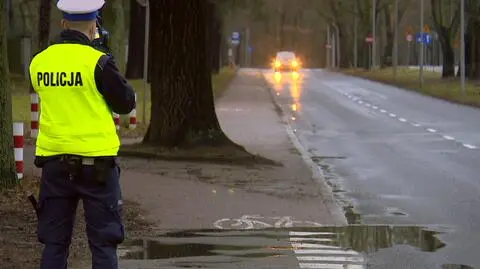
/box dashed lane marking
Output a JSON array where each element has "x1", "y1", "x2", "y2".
[
  {"x1": 463, "y1": 144, "x2": 478, "y2": 149},
  {"x1": 443, "y1": 135, "x2": 455, "y2": 140},
  {"x1": 334, "y1": 89, "x2": 478, "y2": 150}
]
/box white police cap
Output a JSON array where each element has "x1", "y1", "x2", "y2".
[{"x1": 57, "y1": 0, "x2": 105, "y2": 21}]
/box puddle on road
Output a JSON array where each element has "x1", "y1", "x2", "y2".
[{"x1": 119, "y1": 225, "x2": 463, "y2": 268}]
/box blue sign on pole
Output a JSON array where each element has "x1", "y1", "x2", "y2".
[
  {"x1": 415, "y1": 33, "x2": 432, "y2": 44},
  {"x1": 231, "y1": 32, "x2": 240, "y2": 45}
]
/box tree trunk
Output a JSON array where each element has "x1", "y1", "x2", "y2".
[
  {"x1": 125, "y1": 0, "x2": 146, "y2": 79},
  {"x1": 457, "y1": 26, "x2": 473, "y2": 78},
  {"x1": 441, "y1": 39, "x2": 455, "y2": 77},
  {"x1": 436, "y1": 26, "x2": 455, "y2": 78},
  {"x1": 206, "y1": 1, "x2": 220, "y2": 74},
  {"x1": 143, "y1": 0, "x2": 229, "y2": 148},
  {"x1": 382, "y1": 8, "x2": 393, "y2": 67},
  {"x1": 103, "y1": 0, "x2": 126, "y2": 74},
  {"x1": 38, "y1": 0, "x2": 51, "y2": 50},
  {"x1": 33, "y1": 0, "x2": 52, "y2": 94},
  {"x1": 473, "y1": 23, "x2": 480, "y2": 79},
  {"x1": 0, "y1": 0, "x2": 17, "y2": 188}
]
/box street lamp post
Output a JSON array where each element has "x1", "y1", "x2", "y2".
[
  {"x1": 419, "y1": 0, "x2": 424, "y2": 87},
  {"x1": 393, "y1": 0, "x2": 399, "y2": 78},
  {"x1": 460, "y1": 0, "x2": 465, "y2": 95},
  {"x1": 372, "y1": 0, "x2": 376, "y2": 69},
  {"x1": 327, "y1": 24, "x2": 330, "y2": 68},
  {"x1": 136, "y1": 0, "x2": 150, "y2": 124},
  {"x1": 354, "y1": 2, "x2": 358, "y2": 69}
]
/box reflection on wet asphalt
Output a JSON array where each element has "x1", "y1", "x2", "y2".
[
  {"x1": 117, "y1": 69, "x2": 480, "y2": 268},
  {"x1": 119, "y1": 226, "x2": 471, "y2": 269},
  {"x1": 257, "y1": 68, "x2": 480, "y2": 268}
]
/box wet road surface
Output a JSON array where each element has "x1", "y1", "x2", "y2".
[
  {"x1": 259, "y1": 68, "x2": 480, "y2": 268},
  {"x1": 117, "y1": 69, "x2": 480, "y2": 269},
  {"x1": 119, "y1": 226, "x2": 471, "y2": 269}
]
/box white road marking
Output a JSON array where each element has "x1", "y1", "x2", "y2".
[
  {"x1": 463, "y1": 144, "x2": 477, "y2": 149},
  {"x1": 290, "y1": 237, "x2": 333, "y2": 242},
  {"x1": 299, "y1": 262, "x2": 362, "y2": 269},
  {"x1": 290, "y1": 231, "x2": 365, "y2": 269},
  {"x1": 294, "y1": 249, "x2": 359, "y2": 255},
  {"x1": 332, "y1": 85, "x2": 478, "y2": 152},
  {"x1": 290, "y1": 232, "x2": 335, "y2": 236},
  {"x1": 443, "y1": 135, "x2": 455, "y2": 140},
  {"x1": 297, "y1": 256, "x2": 364, "y2": 263}
]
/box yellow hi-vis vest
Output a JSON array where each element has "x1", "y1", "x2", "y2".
[{"x1": 29, "y1": 43, "x2": 120, "y2": 157}]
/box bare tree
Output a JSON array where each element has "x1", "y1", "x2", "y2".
[{"x1": 0, "y1": 0, "x2": 18, "y2": 188}]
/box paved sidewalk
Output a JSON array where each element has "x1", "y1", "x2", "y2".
[{"x1": 118, "y1": 69, "x2": 346, "y2": 230}]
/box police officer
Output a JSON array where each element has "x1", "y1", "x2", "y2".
[{"x1": 29, "y1": 0, "x2": 136, "y2": 268}]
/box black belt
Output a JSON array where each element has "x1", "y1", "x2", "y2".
[
  {"x1": 35, "y1": 154, "x2": 118, "y2": 185},
  {"x1": 34, "y1": 154, "x2": 116, "y2": 168}
]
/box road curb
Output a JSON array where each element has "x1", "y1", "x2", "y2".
[{"x1": 258, "y1": 70, "x2": 348, "y2": 225}]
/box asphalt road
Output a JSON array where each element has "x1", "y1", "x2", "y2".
[
  {"x1": 118, "y1": 69, "x2": 480, "y2": 269},
  {"x1": 261, "y1": 68, "x2": 480, "y2": 268}
]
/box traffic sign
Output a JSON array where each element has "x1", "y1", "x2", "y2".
[
  {"x1": 416, "y1": 32, "x2": 432, "y2": 44},
  {"x1": 406, "y1": 25, "x2": 414, "y2": 35},
  {"x1": 231, "y1": 32, "x2": 240, "y2": 45},
  {"x1": 365, "y1": 34, "x2": 373, "y2": 43},
  {"x1": 423, "y1": 24, "x2": 431, "y2": 33},
  {"x1": 406, "y1": 34, "x2": 413, "y2": 42}
]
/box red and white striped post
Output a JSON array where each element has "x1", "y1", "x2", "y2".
[
  {"x1": 112, "y1": 112, "x2": 120, "y2": 131},
  {"x1": 129, "y1": 93, "x2": 137, "y2": 129},
  {"x1": 13, "y1": 122, "x2": 24, "y2": 179},
  {"x1": 30, "y1": 93, "x2": 39, "y2": 138}
]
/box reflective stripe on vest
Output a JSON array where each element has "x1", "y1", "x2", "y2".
[{"x1": 29, "y1": 43, "x2": 120, "y2": 157}]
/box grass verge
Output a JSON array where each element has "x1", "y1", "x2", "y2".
[
  {"x1": 340, "y1": 67, "x2": 480, "y2": 107},
  {"x1": 10, "y1": 67, "x2": 238, "y2": 137},
  {"x1": 0, "y1": 176, "x2": 154, "y2": 269}
]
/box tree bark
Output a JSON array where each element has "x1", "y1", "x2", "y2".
[
  {"x1": 436, "y1": 26, "x2": 455, "y2": 77},
  {"x1": 125, "y1": 0, "x2": 146, "y2": 79},
  {"x1": 206, "y1": 1, "x2": 221, "y2": 74},
  {"x1": 0, "y1": 0, "x2": 17, "y2": 188},
  {"x1": 103, "y1": 0, "x2": 126, "y2": 74},
  {"x1": 38, "y1": 0, "x2": 51, "y2": 50},
  {"x1": 33, "y1": 0, "x2": 52, "y2": 94},
  {"x1": 143, "y1": 0, "x2": 229, "y2": 148}
]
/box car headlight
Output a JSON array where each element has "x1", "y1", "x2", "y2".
[
  {"x1": 291, "y1": 60, "x2": 299, "y2": 67},
  {"x1": 274, "y1": 60, "x2": 281, "y2": 68}
]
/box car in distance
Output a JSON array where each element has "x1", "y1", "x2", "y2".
[{"x1": 272, "y1": 51, "x2": 301, "y2": 72}]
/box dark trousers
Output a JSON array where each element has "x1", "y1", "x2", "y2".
[{"x1": 37, "y1": 158, "x2": 124, "y2": 269}]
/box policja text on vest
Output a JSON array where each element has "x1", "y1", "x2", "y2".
[{"x1": 36, "y1": 72, "x2": 83, "y2": 87}]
